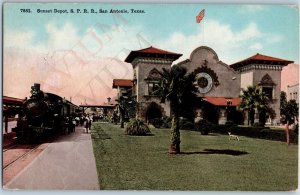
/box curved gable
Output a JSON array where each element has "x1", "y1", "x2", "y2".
[
  {"x1": 190, "y1": 46, "x2": 220, "y2": 62},
  {"x1": 145, "y1": 68, "x2": 161, "y2": 80},
  {"x1": 175, "y1": 46, "x2": 241, "y2": 98},
  {"x1": 259, "y1": 74, "x2": 276, "y2": 86}
]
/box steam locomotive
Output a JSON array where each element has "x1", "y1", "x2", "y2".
[{"x1": 12, "y1": 83, "x2": 78, "y2": 143}]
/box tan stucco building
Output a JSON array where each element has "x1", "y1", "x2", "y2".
[{"x1": 116, "y1": 46, "x2": 293, "y2": 125}]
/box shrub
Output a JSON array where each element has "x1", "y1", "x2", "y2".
[
  {"x1": 214, "y1": 125, "x2": 298, "y2": 144},
  {"x1": 150, "y1": 118, "x2": 162, "y2": 128},
  {"x1": 125, "y1": 119, "x2": 151, "y2": 136},
  {"x1": 179, "y1": 117, "x2": 194, "y2": 130},
  {"x1": 161, "y1": 116, "x2": 172, "y2": 128},
  {"x1": 195, "y1": 119, "x2": 215, "y2": 135},
  {"x1": 225, "y1": 120, "x2": 236, "y2": 126}
]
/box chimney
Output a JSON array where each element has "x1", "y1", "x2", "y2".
[{"x1": 107, "y1": 97, "x2": 111, "y2": 103}]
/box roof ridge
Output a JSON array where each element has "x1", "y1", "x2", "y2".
[
  {"x1": 231, "y1": 53, "x2": 293, "y2": 67},
  {"x1": 133, "y1": 46, "x2": 181, "y2": 55},
  {"x1": 125, "y1": 46, "x2": 182, "y2": 63}
]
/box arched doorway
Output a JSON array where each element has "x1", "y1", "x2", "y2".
[
  {"x1": 227, "y1": 107, "x2": 244, "y2": 125},
  {"x1": 145, "y1": 102, "x2": 163, "y2": 123},
  {"x1": 202, "y1": 104, "x2": 219, "y2": 124}
]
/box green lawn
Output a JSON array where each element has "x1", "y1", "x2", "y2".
[{"x1": 91, "y1": 122, "x2": 298, "y2": 191}]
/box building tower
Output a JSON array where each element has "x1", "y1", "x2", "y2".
[
  {"x1": 125, "y1": 46, "x2": 182, "y2": 121},
  {"x1": 231, "y1": 53, "x2": 293, "y2": 125}
]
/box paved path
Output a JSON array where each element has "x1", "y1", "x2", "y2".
[{"x1": 4, "y1": 127, "x2": 99, "y2": 190}]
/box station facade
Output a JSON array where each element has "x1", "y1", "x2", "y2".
[{"x1": 117, "y1": 46, "x2": 292, "y2": 125}]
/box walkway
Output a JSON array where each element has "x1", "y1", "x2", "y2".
[{"x1": 4, "y1": 127, "x2": 99, "y2": 190}]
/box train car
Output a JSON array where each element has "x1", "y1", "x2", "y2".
[{"x1": 12, "y1": 83, "x2": 78, "y2": 143}]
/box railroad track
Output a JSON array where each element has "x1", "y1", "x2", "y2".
[
  {"x1": 3, "y1": 144, "x2": 40, "y2": 170},
  {"x1": 3, "y1": 144, "x2": 19, "y2": 152}
]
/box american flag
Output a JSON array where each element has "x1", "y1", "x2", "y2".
[{"x1": 196, "y1": 9, "x2": 205, "y2": 23}]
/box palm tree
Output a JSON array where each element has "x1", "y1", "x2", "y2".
[
  {"x1": 118, "y1": 88, "x2": 136, "y2": 128},
  {"x1": 239, "y1": 86, "x2": 269, "y2": 126},
  {"x1": 157, "y1": 66, "x2": 197, "y2": 154}
]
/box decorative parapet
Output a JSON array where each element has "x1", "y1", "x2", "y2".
[
  {"x1": 236, "y1": 64, "x2": 284, "y2": 72},
  {"x1": 132, "y1": 57, "x2": 174, "y2": 66}
]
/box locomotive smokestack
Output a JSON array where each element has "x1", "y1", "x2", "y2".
[{"x1": 33, "y1": 83, "x2": 40, "y2": 90}]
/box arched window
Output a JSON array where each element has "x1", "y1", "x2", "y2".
[
  {"x1": 145, "y1": 68, "x2": 161, "y2": 96},
  {"x1": 258, "y1": 74, "x2": 276, "y2": 100}
]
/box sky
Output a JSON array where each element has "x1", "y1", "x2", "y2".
[{"x1": 3, "y1": 3, "x2": 299, "y2": 105}]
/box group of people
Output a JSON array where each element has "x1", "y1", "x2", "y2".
[
  {"x1": 82, "y1": 114, "x2": 93, "y2": 133},
  {"x1": 65, "y1": 116, "x2": 76, "y2": 134},
  {"x1": 64, "y1": 114, "x2": 93, "y2": 134}
]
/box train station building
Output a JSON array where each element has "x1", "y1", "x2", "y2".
[{"x1": 115, "y1": 46, "x2": 293, "y2": 125}]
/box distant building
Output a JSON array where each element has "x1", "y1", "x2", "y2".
[
  {"x1": 287, "y1": 84, "x2": 299, "y2": 103},
  {"x1": 112, "y1": 79, "x2": 133, "y2": 100},
  {"x1": 114, "y1": 46, "x2": 293, "y2": 125},
  {"x1": 80, "y1": 97, "x2": 117, "y2": 118}
]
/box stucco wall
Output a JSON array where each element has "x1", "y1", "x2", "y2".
[
  {"x1": 252, "y1": 68, "x2": 282, "y2": 123},
  {"x1": 179, "y1": 46, "x2": 241, "y2": 98},
  {"x1": 241, "y1": 72, "x2": 254, "y2": 90},
  {"x1": 133, "y1": 59, "x2": 172, "y2": 120},
  {"x1": 136, "y1": 61, "x2": 171, "y2": 102},
  {"x1": 129, "y1": 46, "x2": 285, "y2": 125}
]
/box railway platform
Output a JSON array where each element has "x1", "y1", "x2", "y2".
[{"x1": 4, "y1": 126, "x2": 99, "y2": 190}]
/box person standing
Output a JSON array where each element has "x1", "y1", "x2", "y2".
[
  {"x1": 85, "y1": 115, "x2": 90, "y2": 133},
  {"x1": 282, "y1": 116, "x2": 297, "y2": 145},
  {"x1": 89, "y1": 115, "x2": 93, "y2": 131},
  {"x1": 80, "y1": 116, "x2": 84, "y2": 126},
  {"x1": 72, "y1": 117, "x2": 76, "y2": 132}
]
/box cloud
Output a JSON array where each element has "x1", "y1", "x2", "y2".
[
  {"x1": 155, "y1": 20, "x2": 263, "y2": 64},
  {"x1": 249, "y1": 43, "x2": 263, "y2": 50},
  {"x1": 46, "y1": 22, "x2": 80, "y2": 51},
  {"x1": 3, "y1": 21, "x2": 144, "y2": 105},
  {"x1": 265, "y1": 34, "x2": 283, "y2": 44},
  {"x1": 236, "y1": 22, "x2": 262, "y2": 41},
  {"x1": 2, "y1": 18, "x2": 286, "y2": 104},
  {"x1": 4, "y1": 22, "x2": 81, "y2": 53},
  {"x1": 4, "y1": 30, "x2": 36, "y2": 49}
]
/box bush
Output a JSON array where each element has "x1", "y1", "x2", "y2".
[
  {"x1": 214, "y1": 125, "x2": 298, "y2": 144},
  {"x1": 161, "y1": 116, "x2": 172, "y2": 128},
  {"x1": 195, "y1": 119, "x2": 215, "y2": 135},
  {"x1": 225, "y1": 120, "x2": 236, "y2": 126},
  {"x1": 179, "y1": 117, "x2": 194, "y2": 130},
  {"x1": 125, "y1": 119, "x2": 151, "y2": 136},
  {"x1": 150, "y1": 118, "x2": 162, "y2": 128}
]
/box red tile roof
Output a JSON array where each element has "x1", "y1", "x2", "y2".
[
  {"x1": 112, "y1": 79, "x2": 133, "y2": 89},
  {"x1": 231, "y1": 53, "x2": 293, "y2": 69},
  {"x1": 134, "y1": 46, "x2": 181, "y2": 55},
  {"x1": 125, "y1": 46, "x2": 182, "y2": 63},
  {"x1": 203, "y1": 97, "x2": 241, "y2": 106}
]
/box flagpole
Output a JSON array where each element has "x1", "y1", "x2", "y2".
[
  {"x1": 196, "y1": 9, "x2": 205, "y2": 46},
  {"x1": 202, "y1": 18, "x2": 205, "y2": 46}
]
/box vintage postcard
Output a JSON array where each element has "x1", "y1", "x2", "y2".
[{"x1": 2, "y1": 2, "x2": 299, "y2": 191}]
